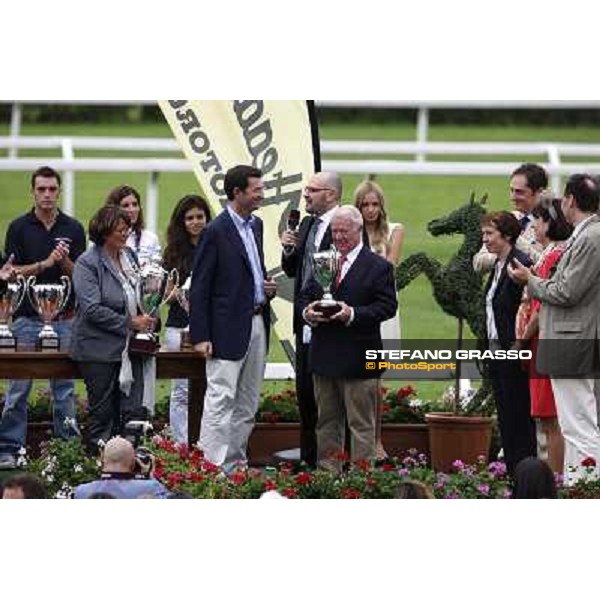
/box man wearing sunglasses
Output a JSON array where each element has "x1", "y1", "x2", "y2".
[
  {"x1": 0, "y1": 166, "x2": 86, "y2": 470},
  {"x1": 280, "y1": 172, "x2": 343, "y2": 467}
]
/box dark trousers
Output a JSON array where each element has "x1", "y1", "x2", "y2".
[
  {"x1": 77, "y1": 358, "x2": 145, "y2": 455},
  {"x1": 489, "y1": 359, "x2": 536, "y2": 475},
  {"x1": 296, "y1": 334, "x2": 317, "y2": 467}
]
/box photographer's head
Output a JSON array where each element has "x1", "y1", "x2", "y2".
[{"x1": 102, "y1": 437, "x2": 136, "y2": 474}]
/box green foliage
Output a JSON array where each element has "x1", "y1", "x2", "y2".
[
  {"x1": 28, "y1": 437, "x2": 101, "y2": 498},
  {"x1": 256, "y1": 387, "x2": 300, "y2": 423},
  {"x1": 381, "y1": 385, "x2": 431, "y2": 424}
]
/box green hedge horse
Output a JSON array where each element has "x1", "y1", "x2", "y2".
[{"x1": 395, "y1": 193, "x2": 494, "y2": 414}]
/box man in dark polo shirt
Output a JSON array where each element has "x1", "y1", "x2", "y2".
[{"x1": 0, "y1": 166, "x2": 86, "y2": 469}]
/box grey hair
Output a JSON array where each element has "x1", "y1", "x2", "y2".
[{"x1": 331, "y1": 204, "x2": 363, "y2": 229}]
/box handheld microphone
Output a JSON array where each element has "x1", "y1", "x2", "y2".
[
  {"x1": 284, "y1": 209, "x2": 301, "y2": 251},
  {"x1": 287, "y1": 209, "x2": 300, "y2": 232}
]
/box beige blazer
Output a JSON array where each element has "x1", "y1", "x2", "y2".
[{"x1": 529, "y1": 214, "x2": 600, "y2": 376}]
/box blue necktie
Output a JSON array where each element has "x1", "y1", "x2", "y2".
[{"x1": 519, "y1": 215, "x2": 530, "y2": 231}]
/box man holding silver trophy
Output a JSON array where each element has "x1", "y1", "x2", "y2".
[
  {"x1": 300, "y1": 205, "x2": 397, "y2": 469},
  {"x1": 0, "y1": 167, "x2": 86, "y2": 469}
]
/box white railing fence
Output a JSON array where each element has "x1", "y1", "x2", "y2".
[{"x1": 3, "y1": 136, "x2": 600, "y2": 230}]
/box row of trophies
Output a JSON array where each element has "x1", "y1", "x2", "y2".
[
  {"x1": 0, "y1": 256, "x2": 184, "y2": 353},
  {"x1": 0, "y1": 246, "x2": 342, "y2": 352}
]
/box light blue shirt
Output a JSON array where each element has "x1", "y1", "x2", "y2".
[{"x1": 227, "y1": 205, "x2": 266, "y2": 306}]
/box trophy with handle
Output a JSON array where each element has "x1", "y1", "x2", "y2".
[
  {"x1": 311, "y1": 246, "x2": 342, "y2": 318},
  {"x1": 0, "y1": 274, "x2": 27, "y2": 350},
  {"x1": 130, "y1": 257, "x2": 179, "y2": 354},
  {"x1": 27, "y1": 275, "x2": 71, "y2": 350}
]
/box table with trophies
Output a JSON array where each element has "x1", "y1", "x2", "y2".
[{"x1": 0, "y1": 256, "x2": 206, "y2": 447}]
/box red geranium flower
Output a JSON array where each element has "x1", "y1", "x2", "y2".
[
  {"x1": 342, "y1": 487, "x2": 361, "y2": 499},
  {"x1": 230, "y1": 470, "x2": 247, "y2": 485},
  {"x1": 581, "y1": 456, "x2": 597, "y2": 468},
  {"x1": 281, "y1": 486, "x2": 298, "y2": 499},
  {"x1": 264, "y1": 479, "x2": 277, "y2": 491},
  {"x1": 295, "y1": 472, "x2": 312, "y2": 486}
]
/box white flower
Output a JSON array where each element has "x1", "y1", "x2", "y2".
[
  {"x1": 16, "y1": 456, "x2": 28, "y2": 468},
  {"x1": 73, "y1": 464, "x2": 83, "y2": 473},
  {"x1": 46, "y1": 475, "x2": 54, "y2": 483},
  {"x1": 17, "y1": 447, "x2": 27, "y2": 457}
]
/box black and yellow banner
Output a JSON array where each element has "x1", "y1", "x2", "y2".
[{"x1": 158, "y1": 100, "x2": 321, "y2": 362}]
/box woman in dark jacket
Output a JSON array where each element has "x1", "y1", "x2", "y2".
[
  {"x1": 481, "y1": 211, "x2": 536, "y2": 475},
  {"x1": 71, "y1": 206, "x2": 156, "y2": 455}
]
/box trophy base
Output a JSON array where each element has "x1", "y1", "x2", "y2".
[
  {"x1": 130, "y1": 336, "x2": 160, "y2": 356},
  {"x1": 315, "y1": 302, "x2": 342, "y2": 319},
  {"x1": 37, "y1": 337, "x2": 60, "y2": 351},
  {"x1": 180, "y1": 330, "x2": 192, "y2": 350}
]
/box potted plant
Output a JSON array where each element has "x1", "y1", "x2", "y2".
[{"x1": 380, "y1": 385, "x2": 430, "y2": 457}]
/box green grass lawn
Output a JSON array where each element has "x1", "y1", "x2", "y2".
[{"x1": 2, "y1": 116, "x2": 600, "y2": 401}]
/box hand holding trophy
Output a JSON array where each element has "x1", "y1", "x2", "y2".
[
  {"x1": 311, "y1": 246, "x2": 342, "y2": 318},
  {"x1": 27, "y1": 275, "x2": 71, "y2": 350},
  {"x1": 130, "y1": 256, "x2": 179, "y2": 355}
]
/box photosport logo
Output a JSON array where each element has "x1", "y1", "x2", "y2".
[{"x1": 362, "y1": 341, "x2": 532, "y2": 380}]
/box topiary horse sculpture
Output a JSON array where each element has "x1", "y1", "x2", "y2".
[{"x1": 395, "y1": 193, "x2": 493, "y2": 413}]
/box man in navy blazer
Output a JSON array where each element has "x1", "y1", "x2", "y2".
[
  {"x1": 299, "y1": 205, "x2": 397, "y2": 469},
  {"x1": 190, "y1": 165, "x2": 276, "y2": 473}
]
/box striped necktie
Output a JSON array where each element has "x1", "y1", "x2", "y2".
[{"x1": 301, "y1": 217, "x2": 321, "y2": 289}]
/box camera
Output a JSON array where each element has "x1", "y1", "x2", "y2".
[{"x1": 123, "y1": 421, "x2": 155, "y2": 479}]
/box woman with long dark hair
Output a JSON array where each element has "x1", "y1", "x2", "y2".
[{"x1": 163, "y1": 194, "x2": 212, "y2": 443}]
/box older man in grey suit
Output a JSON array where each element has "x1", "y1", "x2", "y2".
[{"x1": 509, "y1": 174, "x2": 600, "y2": 483}]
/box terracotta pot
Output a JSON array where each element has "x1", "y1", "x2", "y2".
[
  {"x1": 380, "y1": 423, "x2": 430, "y2": 458},
  {"x1": 247, "y1": 422, "x2": 300, "y2": 466},
  {"x1": 425, "y1": 412, "x2": 493, "y2": 472}
]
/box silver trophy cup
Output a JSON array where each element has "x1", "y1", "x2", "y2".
[
  {"x1": 131, "y1": 259, "x2": 179, "y2": 354},
  {"x1": 27, "y1": 275, "x2": 71, "y2": 350},
  {"x1": 0, "y1": 274, "x2": 27, "y2": 349},
  {"x1": 311, "y1": 246, "x2": 342, "y2": 318}
]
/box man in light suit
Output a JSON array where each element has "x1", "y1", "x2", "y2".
[
  {"x1": 299, "y1": 206, "x2": 397, "y2": 469},
  {"x1": 474, "y1": 163, "x2": 547, "y2": 273},
  {"x1": 509, "y1": 174, "x2": 600, "y2": 483},
  {"x1": 190, "y1": 165, "x2": 276, "y2": 473},
  {"x1": 280, "y1": 172, "x2": 343, "y2": 467}
]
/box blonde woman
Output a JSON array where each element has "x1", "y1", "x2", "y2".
[{"x1": 354, "y1": 180, "x2": 404, "y2": 458}]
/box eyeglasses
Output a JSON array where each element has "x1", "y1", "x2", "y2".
[{"x1": 304, "y1": 186, "x2": 332, "y2": 194}]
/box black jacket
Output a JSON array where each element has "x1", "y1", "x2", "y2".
[
  {"x1": 483, "y1": 247, "x2": 532, "y2": 350},
  {"x1": 298, "y1": 246, "x2": 397, "y2": 378}
]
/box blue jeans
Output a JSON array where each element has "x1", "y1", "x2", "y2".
[{"x1": 0, "y1": 317, "x2": 77, "y2": 454}]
